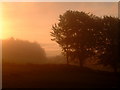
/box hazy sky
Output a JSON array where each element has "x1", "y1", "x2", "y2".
[{"x1": 1, "y1": 2, "x2": 118, "y2": 56}]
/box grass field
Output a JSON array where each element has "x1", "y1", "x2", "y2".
[{"x1": 3, "y1": 63, "x2": 119, "y2": 88}]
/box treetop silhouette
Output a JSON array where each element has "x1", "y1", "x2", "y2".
[{"x1": 51, "y1": 10, "x2": 120, "y2": 71}]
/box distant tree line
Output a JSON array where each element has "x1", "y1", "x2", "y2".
[
  {"x1": 2, "y1": 38, "x2": 47, "y2": 64},
  {"x1": 51, "y1": 10, "x2": 120, "y2": 72}
]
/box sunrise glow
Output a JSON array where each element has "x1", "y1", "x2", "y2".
[
  {"x1": 0, "y1": 3, "x2": 2, "y2": 39},
  {"x1": 1, "y1": 2, "x2": 118, "y2": 56},
  {"x1": 1, "y1": 2, "x2": 119, "y2": 88}
]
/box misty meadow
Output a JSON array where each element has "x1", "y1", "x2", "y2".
[{"x1": 1, "y1": 2, "x2": 120, "y2": 88}]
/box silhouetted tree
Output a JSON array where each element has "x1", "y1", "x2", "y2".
[
  {"x1": 97, "y1": 16, "x2": 120, "y2": 72},
  {"x1": 51, "y1": 10, "x2": 120, "y2": 70},
  {"x1": 51, "y1": 10, "x2": 98, "y2": 67}
]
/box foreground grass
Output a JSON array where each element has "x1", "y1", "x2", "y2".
[{"x1": 3, "y1": 63, "x2": 119, "y2": 88}]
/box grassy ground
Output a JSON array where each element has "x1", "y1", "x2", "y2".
[{"x1": 2, "y1": 63, "x2": 119, "y2": 88}]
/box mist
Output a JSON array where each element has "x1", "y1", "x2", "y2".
[
  {"x1": 2, "y1": 38, "x2": 47, "y2": 64},
  {"x1": 2, "y1": 37, "x2": 66, "y2": 64},
  {"x1": 2, "y1": 2, "x2": 119, "y2": 88}
]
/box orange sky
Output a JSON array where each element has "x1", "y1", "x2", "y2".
[{"x1": 1, "y1": 2, "x2": 118, "y2": 56}]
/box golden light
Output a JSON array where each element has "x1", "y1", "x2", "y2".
[
  {"x1": 0, "y1": 22, "x2": 2, "y2": 39},
  {"x1": 0, "y1": 3, "x2": 3, "y2": 39}
]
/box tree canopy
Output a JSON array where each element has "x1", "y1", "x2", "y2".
[{"x1": 51, "y1": 10, "x2": 120, "y2": 71}]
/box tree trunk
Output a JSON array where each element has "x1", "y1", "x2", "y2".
[{"x1": 66, "y1": 51, "x2": 69, "y2": 65}]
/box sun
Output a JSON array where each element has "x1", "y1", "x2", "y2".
[
  {"x1": 0, "y1": 19, "x2": 2, "y2": 39},
  {"x1": 0, "y1": 3, "x2": 3, "y2": 39}
]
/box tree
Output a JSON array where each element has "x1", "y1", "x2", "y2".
[
  {"x1": 97, "y1": 16, "x2": 120, "y2": 72},
  {"x1": 2, "y1": 37, "x2": 47, "y2": 64},
  {"x1": 51, "y1": 10, "x2": 98, "y2": 67},
  {"x1": 51, "y1": 10, "x2": 120, "y2": 70}
]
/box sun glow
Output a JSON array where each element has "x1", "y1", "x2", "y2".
[
  {"x1": 0, "y1": 3, "x2": 3, "y2": 39},
  {"x1": 0, "y1": 3, "x2": 8, "y2": 40},
  {"x1": 0, "y1": 22, "x2": 2, "y2": 39}
]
